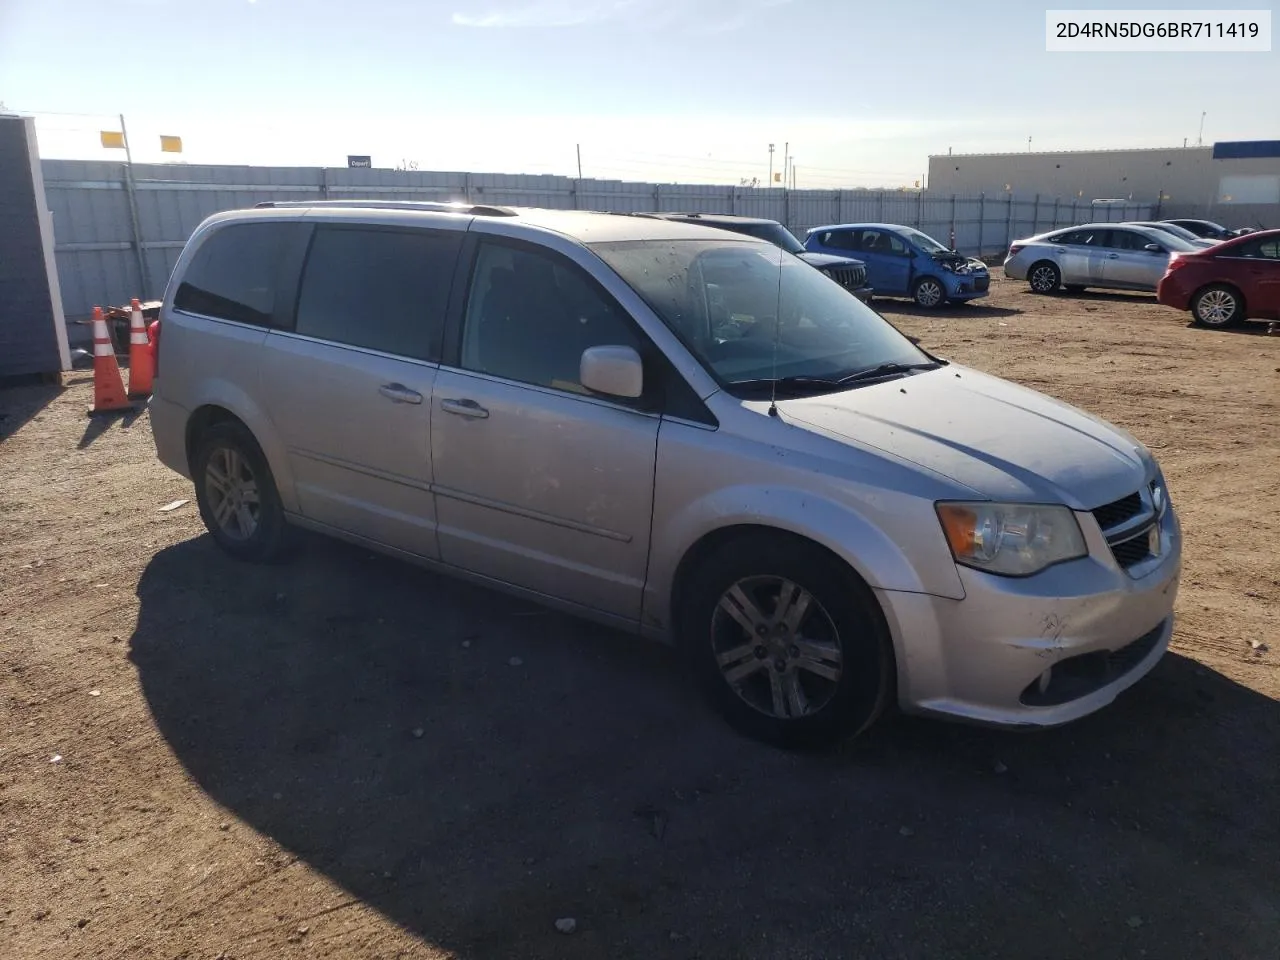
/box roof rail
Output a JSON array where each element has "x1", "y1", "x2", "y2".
[{"x1": 252, "y1": 199, "x2": 518, "y2": 217}]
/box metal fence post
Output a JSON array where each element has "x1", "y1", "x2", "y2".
[
  {"x1": 121, "y1": 162, "x2": 151, "y2": 300},
  {"x1": 729, "y1": 186, "x2": 736, "y2": 215},
  {"x1": 463, "y1": 172, "x2": 473, "y2": 203},
  {"x1": 1052, "y1": 197, "x2": 1059, "y2": 227},
  {"x1": 915, "y1": 188, "x2": 923, "y2": 229},
  {"x1": 877, "y1": 190, "x2": 884, "y2": 222},
  {"x1": 1004, "y1": 192, "x2": 1013, "y2": 251},
  {"x1": 784, "y1": 186, "x2": 791, "y2": 229},
  {"x1": 1032, "y1": 193, "x2": 1040, "y2": 234},
  {"x1": 320, "y1": 167, "x2": 330, "y2": 200},
  {"x1": 654, "y1": 183, "x2": 661, "y2": 211},
  {"x1": 977, "y1": 193, "x2": 985, "y2": 258},
  {"x1": 950, "y1": 194, "x2": 957, "y2": 250},
  {"x1": 1072, "y1": 198, "x2": 1079, "y2": 224},
  {"x1": 836, "y1": 189, "x2": 843, "y2": 223}
]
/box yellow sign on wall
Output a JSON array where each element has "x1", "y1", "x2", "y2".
[
  {"x1": 160, "y1": 135, "x2": 182, "y2": 153},
  {"x1": 100, "y1": 130, "x2": 125, "y2": 149}
]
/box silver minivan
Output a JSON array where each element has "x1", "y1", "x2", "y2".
[{"x1": 150, "y1": 201, "x2": 1182, "y2": 747}]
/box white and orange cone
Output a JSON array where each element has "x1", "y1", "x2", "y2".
[
  {"x1": 89, "y1": 306, "x2": 132, "y2": 415},
  {"x1": 126, "y1": 298, "x2": 154, "y2": 398}
]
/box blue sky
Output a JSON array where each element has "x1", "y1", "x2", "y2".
[{"x1": 1, "y1": 0, "x2": 1275, "y2": 186}]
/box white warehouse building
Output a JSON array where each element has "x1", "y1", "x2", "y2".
[{"x1": 926, "y1": 142, "x2": 1280, "y2": 230}]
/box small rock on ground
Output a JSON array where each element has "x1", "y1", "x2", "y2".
[{"x1": 555, "y1": 917, "x2": 577, "y2": 934}]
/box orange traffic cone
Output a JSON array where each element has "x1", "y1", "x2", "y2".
[
  {"x1": 126, "y1": 298, "x2": 154, "y2": 398},
  {"x1": 88, "y1": 306, "x2": 132, "y2": 416}
]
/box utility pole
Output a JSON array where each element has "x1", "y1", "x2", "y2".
[
  {"x1": 576, "y1": 143, "x2": 583, "y2": 180},
  {"x1": 783, "y1": 142, "x2": 790, "y2": 192},
  {"x1": 118, "y1": 113, "x2": 151, "y2": 299},
  {"x1": 768, "y1": 143, "x2": 775, "y2": 187},
  {"x1": 791, "y1": 163, "x2": 797, "y2": 190},
  {"x1": 1197, "y1": 111, "x2": 1206, "y2": 146},
  {"x1": 1027, "y1": 136, "x2": 1032, "y2": 152}
]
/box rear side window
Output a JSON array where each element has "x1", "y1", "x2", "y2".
[
  {"x1": 1052, "y1": 229, "x2": 1103, "y2": 246},
  {"x1": 294, "y1": 226, "x2": 461, "y2": 360},
  {"x1": 174, "y1": 222, "x2": 294, "y2": 326},
  {"x1": 819, "y1": 230, "x2": 860, "y2": 252}
]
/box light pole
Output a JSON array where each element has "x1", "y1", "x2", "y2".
[{"x1": 768, "y1": 143, "x2": 775, "y2": 187}]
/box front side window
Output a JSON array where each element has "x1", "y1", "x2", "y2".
[
  {"x1": 174, "y1": 221, "x2": 293, "y2": 326},
  {"x1": 1052, "y1": 229, "x2": 1103, "y2": 246},
  {"x1": 1257, "y1": 239, "x2": 1280, "y2": 259},
  {"x1": 591, "y1": 239, "x2": 930, "y2": 393},
  {"x1": 459, "y1": 242, "x2": 642, "y2": 395},
  {"x1": 901, "y1": 228, "x2": 949, "y2": 253},
  {"x1": 294, "y1": 226, "x2": 460, "y2": 359}
]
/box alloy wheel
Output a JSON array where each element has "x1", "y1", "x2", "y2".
[
  {"x1": 203, "y1": 446, "x2": 261, "y2": 541},
  {"x1": 1030, "y1": 265, "x2": 1058, "y2": 292},
  {"x1": 915, "y1": 280, "x2": 943, "y2": 308},
  {"x1": 1196, "y1": 289, "x2": 1237, "y2": 326},
  {"x1": 710, "y1": 576, "x2": 844, "y2": 720}
]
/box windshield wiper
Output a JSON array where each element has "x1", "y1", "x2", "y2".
[
  {"x1": 731, "y1": 362, "x2": 941, "y2": 394},
  {"x1": 835, "y1": 361, "x2": 942, "y2": 384}
]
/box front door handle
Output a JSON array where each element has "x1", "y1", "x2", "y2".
[
  {"x1": 378, "y1": 383, "x2": 423, "y2": 404},
  {"x1": 1106, "y1": 253, "x2": 1120, "y2": 259},
  {"x1": 440, "y1": 398, "x2": 489, "y2": 419}
]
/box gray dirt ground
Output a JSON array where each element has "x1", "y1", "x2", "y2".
[{"x1": 2, "y1": 273, "x2": 1278, "y2": 959}]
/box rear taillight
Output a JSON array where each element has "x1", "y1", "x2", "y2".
[
  {"x1": 1165, "y1": 254, "x2": 1192, "y2": 272},
  {"x1": 148, "y1": 319, "x2": 161, "y2": 376},
  {"x1": 1008, "y1": 244, "x2": 1024, "y2": 257}
]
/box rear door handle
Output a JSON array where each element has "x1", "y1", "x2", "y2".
[
  {"x1": 1106, "y1": 253, "x2": 1120, "y2": 259},
  {"x1": 440, "y1": 397, "x2": 489, "y2": 419},
  {"x1": 378, "y1": 383, "x2": 423, "y2": 404}
]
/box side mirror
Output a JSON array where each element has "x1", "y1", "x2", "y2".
[
  {"x1": 1144, "y1": 243, "x2": 1164, "y2": 253},
  {"x1": 580, "y1": 345, "x2": 643, "y2": 399}
]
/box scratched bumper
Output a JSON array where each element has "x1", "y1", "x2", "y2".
[{"x1": 877, "y1": 505, "x2": 1182, "y2": 727}]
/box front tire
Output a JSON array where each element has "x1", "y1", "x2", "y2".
[
  {"x1": 677, "y1": 532, "x2": 892, "y2": 748},
  {"x1": 1192, "y1": 284, "x2": 1242, "y2": 328},
  {"x1": 912, "y1": 277, "x2": 945, "y2": 309},
  {"x1": 1028, "y1": 261, "x2": 1061, "y2": 294},
  {"x1": 193, "y1": 421, "x2": 291, "y2": 562}
]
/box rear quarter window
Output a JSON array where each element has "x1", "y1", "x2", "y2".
[{"x1": 174, "y1": 221, "x2": 298, "y2": 327}]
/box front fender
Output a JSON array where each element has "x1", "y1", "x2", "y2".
[{"x1": 643, "y1": 482, "x2": 965, "y2": 635}]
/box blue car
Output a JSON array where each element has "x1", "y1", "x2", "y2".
[{"x1": 804, "y1": 222, "x2": 990, "y2": 309}]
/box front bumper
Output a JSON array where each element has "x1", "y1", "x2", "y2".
[
  {"x1": 945, "y1": 273, "x2": 990, "y2": 300},
  {"x1": 878, "y1": 504, "x2": 1182, "y2": 727}
]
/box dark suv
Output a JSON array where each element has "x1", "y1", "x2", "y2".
[{"x1": 643, "y1": 213, "x2": 874, "y2": 302}]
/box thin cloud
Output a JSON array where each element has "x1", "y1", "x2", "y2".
[{"x1": 451, "y1": 0, "x2": 794, "y2": 30}]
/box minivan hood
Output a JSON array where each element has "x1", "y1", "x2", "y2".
[{"x1": 779, "y1": 366, "x2": 1149, "y2": 508}]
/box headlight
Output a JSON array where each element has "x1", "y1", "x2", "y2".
[
  {"x1": 936, "y1": 502, "x2": 1087, "y2": 576},
  {"x1": 1150, "y1": 471, "x2": 1169, "y2": 517}
]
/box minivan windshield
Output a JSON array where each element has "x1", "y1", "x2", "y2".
[{"x1": 591, "y1": 239, "x2": 932, "y2": 394}]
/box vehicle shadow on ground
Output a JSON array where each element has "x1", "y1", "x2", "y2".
[
  {"x1": 129, "y1": 536, "x2": 1280, "y2": 960},
  {"x1": 0, "y1": 377, "x2": 64, "y2": 444},
  {"x1": 876, "y1": 302, "x2": 1022, "y2": 320},
  {"x1": 1183, "y1": 320, "x2": 1279, "y2": 337}
]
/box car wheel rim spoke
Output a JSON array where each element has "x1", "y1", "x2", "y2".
[{"x1": 710, "y1": 575, "x2": 843, "y2": 721}]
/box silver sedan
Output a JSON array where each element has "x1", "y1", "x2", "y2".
[{"x1": 1004, "y1": 223, "x2": 1199, "y2": 294}]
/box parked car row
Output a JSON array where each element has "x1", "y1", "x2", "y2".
[
  {"x1": 148, "y1": 199, "x2": 1181, "y2": 747},
  {"x1": 1004, "y1": 221, "x2": 1280, "y2": 328}
]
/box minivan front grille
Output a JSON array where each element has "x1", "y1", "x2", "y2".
[
  {"x1": 1092, "y1": 492, "x2": 1143, "y2": 530},
  {"x1": 1092, "y1": 487, "x2": 1162, "y2": 573},
  {"x1": 823, "y1": 264, "x2": 866, "y2": 291}
]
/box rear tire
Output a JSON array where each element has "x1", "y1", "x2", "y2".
[
  {"x1": 193, "y1": 421, "x2": 291, "y2": 563},
  {"x1": 1191, "y1": 284, "x2": 1242, "y2": 328},
  {"x1": 677, "y1": 532, "x2": 893, "y2": 749},
  {"x1": 1028, "y1": 261, "x2": 1061, "y2": 294}
]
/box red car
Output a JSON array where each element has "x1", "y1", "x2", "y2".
[{"x1": 1157, "y1": 228, "x2": 1280, "y2": 328}]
